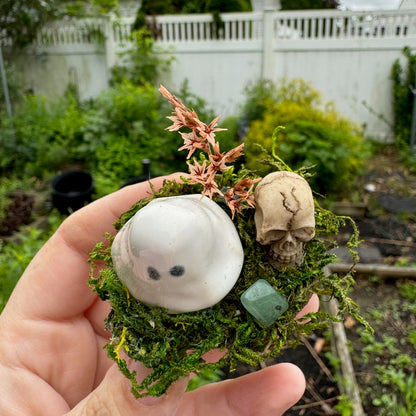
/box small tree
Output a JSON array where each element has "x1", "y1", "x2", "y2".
[{"x1": 0, "y1": 0, "x2": 57, "y2": 48}]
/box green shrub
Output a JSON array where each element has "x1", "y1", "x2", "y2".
[
  {"x1": 0, "y1": 82, "x2": 192, "y2": 194},
  {"x1": 241, "y1": 78, "x2": 321, "y2": 125},
  {"x1": 243, "y1": 79, "x2": 366, "y2": 197},
  {"x1": 392, "y1": 47, "x2": 416, "y2": 149},
  {"x1": 274, "y1": 120, "x2": 364, "y2": 194},
  {"x1": 0, "y1": 92, "x2": 86, "y2": 178},
  {"x1": 240, "y1": 79, "x2": 279, "y2": 125},
  {"x1": 84, "y1": 81, "x2": 188, "y2": 195},
  {"x1": 217, "y1": 115, "x2": 241, "y2": 151}
]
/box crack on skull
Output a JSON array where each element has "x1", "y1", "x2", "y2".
[
  {"x1": 280, "y1": 187, "x2": 300, "y2": 215},
  {"x1": 280, "y1": 187, "x2": 300, "y2": 230}
]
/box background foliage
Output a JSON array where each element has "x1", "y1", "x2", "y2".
[
  {"x1": 391, "y1": 47, "x2": 416, "y2": 151},
  {"x1": 138, "y1": 0, "x2": 252, "y2": 15},
  {"x1": 0, "y1": 0, "x2": 119, "y2": 48},
  {"x1": 110, "y1": 28, "x2": 173, "y2": 88},
  {"x1": 280, "y1": 0, "x2": 339, "y2": 10},
  {"x1": 242, "y1": 78, "x2": 367, "y2": 198}
]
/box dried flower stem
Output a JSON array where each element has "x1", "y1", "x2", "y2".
[{"x1": 159, "y1": 85, "x2": 260, "y2": 217}]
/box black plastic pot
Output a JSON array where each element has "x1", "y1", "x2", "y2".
[{"x1": 51, "y1": 170, "x2": 94, "y2": 214}]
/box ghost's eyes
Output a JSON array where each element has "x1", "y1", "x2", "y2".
[
  {"x1": 147, "y1": 266, "x2": 161, "y2": 281},
  {"x1": 147, "y1": 265, "x2": 185, "y2": 280},
  {"x1": 169, "y1": 265, "x2": 185, "y2": 277}
]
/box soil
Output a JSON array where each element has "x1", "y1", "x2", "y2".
[
  {"x1": 0, "y1": 191, "x2": 35, "y2": 236},
  {"x1": 225, "y1": 146, "x2": 416, "y2": 415}
]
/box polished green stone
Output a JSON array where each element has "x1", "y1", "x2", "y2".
[{"x1": 241, "y1": 279, "x2": 288, "y2": 327}]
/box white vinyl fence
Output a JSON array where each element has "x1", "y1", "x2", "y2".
[{"x1": 8, "y1": 9, "x2": 416, "y2": 139}]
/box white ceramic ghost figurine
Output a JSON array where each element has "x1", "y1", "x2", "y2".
[
  {"x1": 111, "y1": 194, "x2": 244, "y2": 313},
  {"x1": 254, "y1": 171, "x2": 315, "y2": 269}
]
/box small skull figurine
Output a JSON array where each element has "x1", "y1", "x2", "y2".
[{"x1": 254, "y1": 171, "x2": 315, "y2": 269}]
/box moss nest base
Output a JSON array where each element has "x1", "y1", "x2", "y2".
[{"x1": 89, "y1": 171, "x2": 370, "y2": 398}]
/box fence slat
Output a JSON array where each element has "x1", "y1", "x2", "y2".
[
  {"x1": 29, "y1": 9, "x2": 416, "y2": 49},
  {"x1": 310, "y1": 17, "x2": 316, "y2": 39}
]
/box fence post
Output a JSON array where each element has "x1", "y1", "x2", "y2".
[
  {"x1": 104, "y1": 15, "x2": 117, "y2": 72},
  {"x1": 261, "y1": 10, "x2": 275, "y2": 80}
]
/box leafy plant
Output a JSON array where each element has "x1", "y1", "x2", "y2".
[
  {"x1": 391, "y1": 47, "x2": 416, "y2": 150},
  {"x1": 240, "y1": 79, "x2": 280, "y2": 125},
  {"x1": 399, "y1": 281, "x2": 416, "y2": 302},
  {"x1": 352, "y1": 282, "x2": 416, "y2": 414},
  {"x1": 373, "y1": 368, "x2": 416, "y2": 415},
  {"x1": 409, "y1": 331, "x2": 416, "y2": 349},
  {"x1": 0, "y1": 91, "x2": 87, "y2": 178},
  {"x1": 110, "y1": 28, "x2": 172, "y2": 87},
  {"x1": 243, "y1": 79, "x2": 367, "y2": 198},
  {"x1": 334, "y1": 394, "x2": 354, "y2": 416},
  {"x1": 0, "y1": 76, "x2": 218, "y2": 197},
  {"x1": 83, "y1": 81, "x2": 189, "y2": 195},
  {"x1": 0, "y1": 214, "x2": 63, "y2": 312},
  {"x1": 0, "y1": 0, "x2": 119, "y2": 48}
]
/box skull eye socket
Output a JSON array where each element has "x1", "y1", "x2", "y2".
[
  {"x1": 292, "y1": 227, "x2": 315, "y2": 242},
  {"x1": 263, "y1": 230, "x2": 287, "y2": 243}
]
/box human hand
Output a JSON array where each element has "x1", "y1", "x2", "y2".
[{"x1": 0, "y1": 173, "x2": 318, "y2": 416}]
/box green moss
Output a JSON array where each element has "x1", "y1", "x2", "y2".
[{"x1": 89, "y1": 163, "x2": 370, "y2": 398}]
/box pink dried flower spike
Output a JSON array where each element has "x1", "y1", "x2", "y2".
[{"x1": 159, "y1": 84, "x2": 259, "y2": 216}]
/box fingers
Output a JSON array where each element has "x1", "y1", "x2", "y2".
[
  {"x1": 67, "y1": 362, "x2": 304, "y2": 416},
  {"x1": 296, "y1": 293, "x2": 320, "y2": 322},
  {"x1": 67, "y1": 364, "x2": 188, "y2": 416},
  {"x1": 179, "y1": 363, "x2": 305, "y2": 416}
]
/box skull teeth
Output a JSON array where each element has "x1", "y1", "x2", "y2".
[
  {"x1": 279, "y1": 254, "x2": 296, "y2": 263},
  {"x1": 271, "y1": 251, "x2": 296, "y2": 264}
]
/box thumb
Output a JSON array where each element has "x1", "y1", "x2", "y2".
[{"x1": 67, "y1": 363, "x2": 188, "y2": 416}]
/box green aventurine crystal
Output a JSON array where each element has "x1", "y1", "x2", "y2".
[{"x1": 241, "y1": 279, "x2": 289, "y2": 326}]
